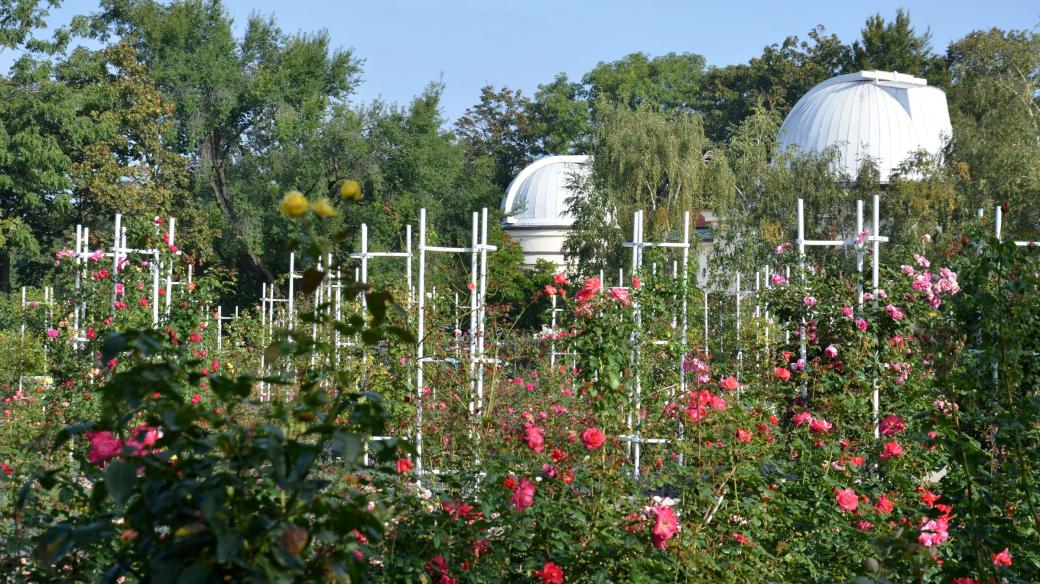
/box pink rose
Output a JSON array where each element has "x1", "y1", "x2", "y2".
[
  {"x1": 574, "y1": 277, "x2": 601, "y2": 303},
  {"x1": 874, "y1": 494, "x2": 894, "y2": 514},
  {"x1": 885, "y1": 304, "x2": 905, "y2": 321},
  {"x1": 609, "y1": 287, "x2": 631, "y2": 306},
  {"x1": 651, "y1": 506, "x2": 678, "y2": 549},
  {"x1": 85, "y1": 431, "x2": 123, "y2": 466},
  {"x1": 126, "y1": 424, "x2": 162, "y2": 455},
  {"x1": 823, "y1": 345, "x2": 838, "y2": 358},
  {"x1": 534, "y1": 562, "x2": 564, "y2": 584},
  {"x1": 879, "y1": 415, "x2": 906, "y2": 436},
  {"x1": 991, "y1": 548, "x2": 1012, "y2": 567},
  {"x1": 918, "y1": 517, "x2": 950, "y2": 547},
  {"x1": 855, "y1": 318, "x2": 869, "y2": 332},
  {"x1": 792, "y1": 411, "x2": 813, "y2": 426},
  {"x1": 880, "y1": 441, "x2": 904, "y2": 460},
  {"x1": 835, "y1": 488, "x2": 859, "y2": 512},
  {"x1": 803, "y1": 296, "x2": 817, "y2": 308},
  {"x1": 511, "y1": 477, "x2": 536, "y2": 511},
  {"x1": 523, "y1": 423, "x2": 545, "y2": 453},
  {"x1": 809, "y1": 417, "x2": 833, "y2": 435}
]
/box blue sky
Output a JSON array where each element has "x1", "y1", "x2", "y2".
[{"x1": 23, "y1": 1, "x2": 1040, "y2": 122}]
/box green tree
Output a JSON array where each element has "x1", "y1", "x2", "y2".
[
  {"x1": 530, "y1": 73, "x2": 590, "y2": 155},
  {"x1": 0, "y1": 0, "x2": 71, "y2": 291},
  {"x1": 565, "y1": 106, "x2": 734, "y2": 273},
  {"x1": 0, "y1": 0, "x2": 59, "y2": 55},
  {"x1": 582, "y1": 52, "x2": 706, "y2": 114},
  {"x1": 852, "y1": 9, "x2": 944, "y2": 81},
  {"x1": 699, "y1": 26, "x2": 851, "y2": 141},
  {"x1": 528, "y1": 52, "x2": 708, "y2": 157},
  {"x1": 455, "y1": 85, "x2": 541, "y2": 191},
  {"x1": 95, "y1": 0, "x2": 361, "y2": 284},
  {"x1": 946, "y1": 27, "x2": 1040, "y2": 239},
  {"x1": 713, "y1": 105, "x2": 853, "y2": 277},
  {"x1": 0, "y1": 55, "x2": 73, "y2": 290},
  {"x1": 59, "y1": 41, "x2": 197, "y2": 247}
]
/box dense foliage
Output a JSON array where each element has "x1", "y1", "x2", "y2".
[{"x1": 2, "y1": 2, "x2": 1040, "y2": 582}]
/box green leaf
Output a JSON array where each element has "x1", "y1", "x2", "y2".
[
  {"x1": 101, "y1": 332, "x2": 128, "y2": 362},
  {"x1": 216, "y1": 533, "x2": 242, "y2": 563},
  {"x1": 175, "y1": 564, "x2": 211, "y2": 584},
  {"x1": 300, "y1": 267, "x2": 325, "y2": 294},
  {"x1": 103, "y1": 461, "x2": 137, "y2": 505},
  {"x1": 53, "y1": 422, "x2": 95, "y2": 450},
  {"x1": 331, "y1": 431, "x2": 363, "y2": 463}
]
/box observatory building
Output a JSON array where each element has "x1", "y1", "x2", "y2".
[
  {"x1": 500, "y1": 154, "x2": 715, "y2": 271},
  {"x1": 500, "y1": 71, "x2": 949, "y2": 269},
  {"x1": 777, "y1": 70, "x2": 952, "y2": 183},
  {"x1": 500, "y1": 155, "x2": 590, "y2": 267}
]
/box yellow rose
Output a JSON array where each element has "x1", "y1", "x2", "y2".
[
  {"x1": 280, "y1": 190, "x2": 309, "y2": 217},
  {"x1": 338, "y1": 179, "x2": 362, "y2": 201},
  {"x1": 311, "y1": 198, "x2": 337, "y2": 218}
]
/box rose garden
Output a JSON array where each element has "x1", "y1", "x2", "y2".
[{"x1": 2, "y1": 2, "x2": 1040, "y2": 582}]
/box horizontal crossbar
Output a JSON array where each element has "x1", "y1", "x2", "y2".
[
  {"x1": 618, "y1": 435, "x2": 670, "y2": 444},
  {"x1": 622, "y1": 242, "x2": 690, "y2": 249}
]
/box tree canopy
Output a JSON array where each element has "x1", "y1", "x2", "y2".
[{"x1": 0, "y1": 2, "x2": 1037, "y2": 303}]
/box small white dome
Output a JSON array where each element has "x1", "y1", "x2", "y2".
[
  {"x1": 501, "y1": 155, "x2": 590, "y2": 228},
  {"x1": 778, "y1": 71, "x2": 952, "y2": 183}
]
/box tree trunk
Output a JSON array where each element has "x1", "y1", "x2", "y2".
[
  {"x1": 205, "y1": 136, "x2": 275, "y2": 284},
  {"x1": 0, "y1": 246, "x2": 10, "y2": 293}
]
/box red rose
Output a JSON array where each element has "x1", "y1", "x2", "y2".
[
  {"x1": 534, "y1": 562, "x2": 564, "y2": 584},
  {"x1": 395, "y1": 458, "x2": 413, "y2": 474},
  {"x1": 581, "y1": 427, "x2": 605, "y2": 450}
]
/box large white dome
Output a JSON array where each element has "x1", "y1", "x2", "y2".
[
  {"x1": 501, "y1": 155, "x2": 590, "y2": 228},
  {"x1": 778, "y1": 70, "x2": 952, "y2": 183}
]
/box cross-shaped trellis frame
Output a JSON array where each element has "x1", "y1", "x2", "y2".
[
  {"x1": 796, "y1": 195, "x2": 887, "y2": 438},
  {"x1": 619, "y1": 209, "x2": 691, "y2": 479}
]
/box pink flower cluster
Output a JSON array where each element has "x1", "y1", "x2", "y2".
[
  {"x1": 574, "y1": 277, "x2": 601, "y2": 304},
  {"x1": 685, "y1": 390, "x2": 727, "y2": 423},
  {"x1": 792, "y1": 411, "x2": 832, "y2": 435},
  {"x1": 907, "y1": 262, "x2": 960, "y2": 308},
  {"x1": 682, "y1": 357, "x2": 711, "y2": 384}
]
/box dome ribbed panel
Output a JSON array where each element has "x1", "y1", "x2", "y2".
[
  {"x1": 502, "y1": 155, "x2": 590, "y2": 228},
  {"x1": 778, "y1": 71, "x2": 952, "y2": 183}
]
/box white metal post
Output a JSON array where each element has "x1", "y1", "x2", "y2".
[
  {"x1": 467, "y1": 212, "x2": 479, "y2": 428},
  {"x1": 476, "y1": 208, "x2": 490, "y2": 426},
  {"x1": 112, "y1": 214, "x2": 122, "y2": 311},
  {"x1": 287, "y1": 252, "x2": 296, "y2": 331},
  {"x1": 165, "y1": 218, "x2": 176, "y2": 316},
  {"x1": 796, "y1": 199, "x2": 808, "y2": 400},
  {"x1": 871, "y1": 194, "x2": 881, "y2": 438},
  {"x1": 415, "y1": 209, "x2": 427, "y2": 473}
]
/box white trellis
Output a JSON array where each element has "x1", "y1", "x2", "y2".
[
  {"x1": 796, "y1": 195, "x2": 887, "y2": 437},
  {"x1": 414, "y1": 207, "x2": 497, "y2": 474},
  {"x1": 66, "y1": 214, "x2": 184, "y2": 343},
  {"x1": 213, "y1": 305, "x2": 239, "y2": 356},
  {"x1": 258, "y1": 255, "x2": 300, "y2": 402},
  {"x1": 619, "y1": 210, "x2": 691, "y2": 479}
]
